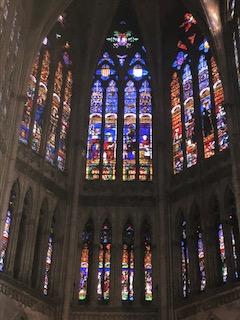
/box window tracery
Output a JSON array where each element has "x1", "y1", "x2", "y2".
[{"x1": 171, "y1": 13, "x2": 229, "y2": 174}]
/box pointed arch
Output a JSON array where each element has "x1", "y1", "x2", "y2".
[
  {"x1": 121, "y1": 220, "x2": 135, "y2": 301},
  {"x1": 0, "y1": 180, "x2": 20, "y2": 272},
  {"x1": 13, "y1": 188, "x2": 33, "y2": 279},
  {"x1": 31, "y1": 199, "x2": 49, "y2": 289},
  {"x1": 142, "y1": 220, "x2": 153, "y2": 301},
  {"x1": 97, "y1": 219, "x2": 112, "y2": 301},
  {"x1": 79, "y1": 219, "x2": 94, "y2": 301}
]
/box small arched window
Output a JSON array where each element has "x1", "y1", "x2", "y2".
[
  {"x1": 142, "y1": 222, "x2": 153, "y2": 301},
  {"x1": 97, "y1": 220, "x2": 112, "y2": 301},
  {"x1": 43, "y1": 215, "x2": 55, "y2": 296},
  {"x1": 79, "y1": 220, "x2": 94, "y2": 301},
  {"x1": 171, "y1": 13, "x2": 229, "y2": 174},
  {"x1": 0, "y1": 182, "x2": 19, "y2": 272},
  {"x1": 180, "y1": 218, "x2": 190, "y2": 297},
  {"x1": 121, "y1": 221, "x2": 135, "y2": 301}
]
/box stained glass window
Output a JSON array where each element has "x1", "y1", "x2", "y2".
[
  {"x1": 86, "y1": 21, "x2": 153, "y2": 182},
  {"x1": 19, "y1": 26, "x2": 72, "y2": 172},
  {"x1": 218, "y1": 223, "x2": 228, "y2": 283},
  {"x1": 139, "y1": 81, "x2": 153, "y2": 180},
  {"x1": 196, "y1": 225, "x2": 206, "y2": 291},
  {"x1": 171, "y1": 13, "x2": 229, "y2": 174},
  {"x1": 143, "y1": 224, "x2": 153, "y2": 301},
  {"x1": 123, "y1": 81, "x2": 137, "y2": 181},
  {"x1": 57, "y1": 70, "x2": 72, "y2": 170},
  {"x1": 32, "y1": 49, "x2": 51, "y2": 153},
  {"x1": 19, "y1": 54, "x2": 40, "y2": 144},
  {"x1": 102, "y1": 81, "x2": 118, "y2": 180},
  {"x1": 97, "y1": 220, "x2": 112, "y2": 301},
  {"x1": 86, "y1": 81, "x2": 104, "y2": 180},
  {"x1": 180, "y1": 219, "x2": 190, "y2": 297},
  {"x1": 121, "y1": 222, "x2": 134, "y2": 301},
  {"x1": 229, "y1": 214, "x2": 239, "y2": 279},
  {"x1": 46, "y1": 62, "x2": 63, "y2": 164},
  {"x1": 0, "y1": 184, "x2": 18, "y2": 272},
  {"x1": 171, "y1": 73, "x2": 183, "y2": 173},
  {"x1": 210, "y1": 57, "x2": 229, "y2": 151},
  {"x1": 43, "y1": 218, "x2": 54, "y2": 295},
  {"x1": 182, "y1": 64, "x2": 197, "y2": 167},
  {"x1": 79, "y1": 222, "x2": 93, "y2": 301}
]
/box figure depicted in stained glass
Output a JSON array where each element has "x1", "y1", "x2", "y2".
[
  {"x1": 196, "y1": 225, "x2": 206, "y2": 291},
  {"x1": 0, "y1": 185, "x2": 17, "y2": 272},
  {"x1": 43, "y1": 220, "x2": 54, "y2": 295},
  {"x1": 143, "y1": 223, "x2": 153, "y2": 301},
  {"x1": 121, "y1": 222, "x2": 134, "y2": 301},
  {"x1": 181, "y1": 219, "x2": 190, "y2": 297},
  {"x1": 218, "y1": 223, "x2": 228, "y2": 282},
  {"x1": 97, "y1": 220, "x2": 112, "y2": 301},
  {"x1": 79, "y1": 222, "x2": 93, "y2": 301}
]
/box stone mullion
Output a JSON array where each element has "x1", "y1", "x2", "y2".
[
  {"x1": 188, "y1": 233, "x2": 200, "y2": 295},
  {"x1": 172, "y1": 240, "x2": 182, "y2": 302},
  {"x1": 39, "y1": 48, "x2": 59, "y2": 157},
  {"x1": 134, "y1": 222, "x2": 141, "y2": 306},
  {"x1": 54, "y1": 65, "x2": 67, "y2": 166},
  {"x1": 204, "y1": 227, "x2": 221, "y2": 289},
  {"x1": 21, "y1": 192, "x2": 43, "y2": 284},
  {"x1": 116, "y1": 71, "x2": 125, "y2": 181},
  {"x1": 89, "y1": 222, "x2": 100, "y2": 306},
  {"x1": 222, "y1": 220, "x2": 236, "y2": 282},
  {"x1": 110, "y1": 214, "x2": 122, "y2": 307}
]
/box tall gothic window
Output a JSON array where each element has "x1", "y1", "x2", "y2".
[
  {"x1": 19, "y1": 16, "x2": 73, "y2": 171},
  {"x1": 97, "y1": 220, "x2": 112, "y2": 301},
  {"x1": 86, "y1": 21, "x2": 153, "y2": 181},
  {"x1": 43, "y1": 216, "x2": 55, "y2": 296},
  {"x1": 218, "y1": 223, "x2": 228, "y2": 283},
  {"x1": 142, "y1": 222, "x2": 153, "y2": 301},
  {"x1": 0, "y1": 182, "x2": 19, "y2": 272},
  {"x1": 196, "y1": 224, "x2": 206, "y2": 291},
  {"x1": 180, "y1": 218, "x2": 190, "y2": 297},
  {"x1": 121, "y1": 221, "x2": 135, "y2": 301},
  {"x1": 171, "y1": 13, "x2": 229, "y2": 174},
  {"x1": 79, "y1": 220, "x2": 94, "y2": 301},
  {"x1": 226, "y1": 190, "x2": 240, "y2": 279}
]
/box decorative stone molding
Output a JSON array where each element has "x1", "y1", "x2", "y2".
[
  {"x1": 0, "y1": 278, "x2": 55, "y2": 317},
  {"x1": 72, "y1": 311, "x2": 158, "y2": 320},
  {"x1": 176, "y1": 285, "x2": 240, "y2": 319}
]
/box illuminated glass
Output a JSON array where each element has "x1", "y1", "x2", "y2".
[
  {"x1": 171, "y1": 73, "x2": 183, "y2": 173},
  {"x1": 123, "y1": 81, "x2": 137, "y2": 181},
  {"x1": 79, "y1": 223, "x2": 93, "y2": 301},
  {"x1": 102, "y1": 80, "x2": 118, "y2": 180},
  {"x1": 97, "y1": 221, "x2": 112, "y2": 301},
  {"x1": 196, "y1": 226, "x2": 206, "y2": 291},
  {"x1": 19, "y1": 54, "x2": 40, "y2": 144},
  {"x1": 182, "y1": 64, "x2": 197, "y2": 167},
  {"x1": 139, "y1": 81, "x2": 153, "y2": 180},
  {"x1": 86, "y1": 81, "x2": 103, "y2": 180},
  {"x1": 143, "y1": 225, "x2": 153, "y2": 301},
  {"x1": 198, "y1": 55, "x2": 215, "y2": 158},
  {"x1": 43, "y1": 222, "x2": 54, "y2": 295},
  {"x1": 57, "y1": 71, "x2": 73, "y2": 171},
  {"x1": 181, "y1": 220, "x2": 190, "y2": 297},
  {"x1": 210, "y1": 57, "x2": 229, "y2": 151},
  {"x1": 32, "y1": 50, "x2": 51, "y2": 152},
  {"x1": 107, "y1": 31, "x2": 139, "y2": 48},
  {"x1": 46, "y1": 62, "x2": 63, "y2": 164},
  {"x1": 0, "y1": 186, "x2": 17, "y2": 272},
  {"x1": 121, "y1": 223, "x2": 134, "y2": 301},
  {"x1": 218, "y1": 223, "x2": 228, "y2": 283}
]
